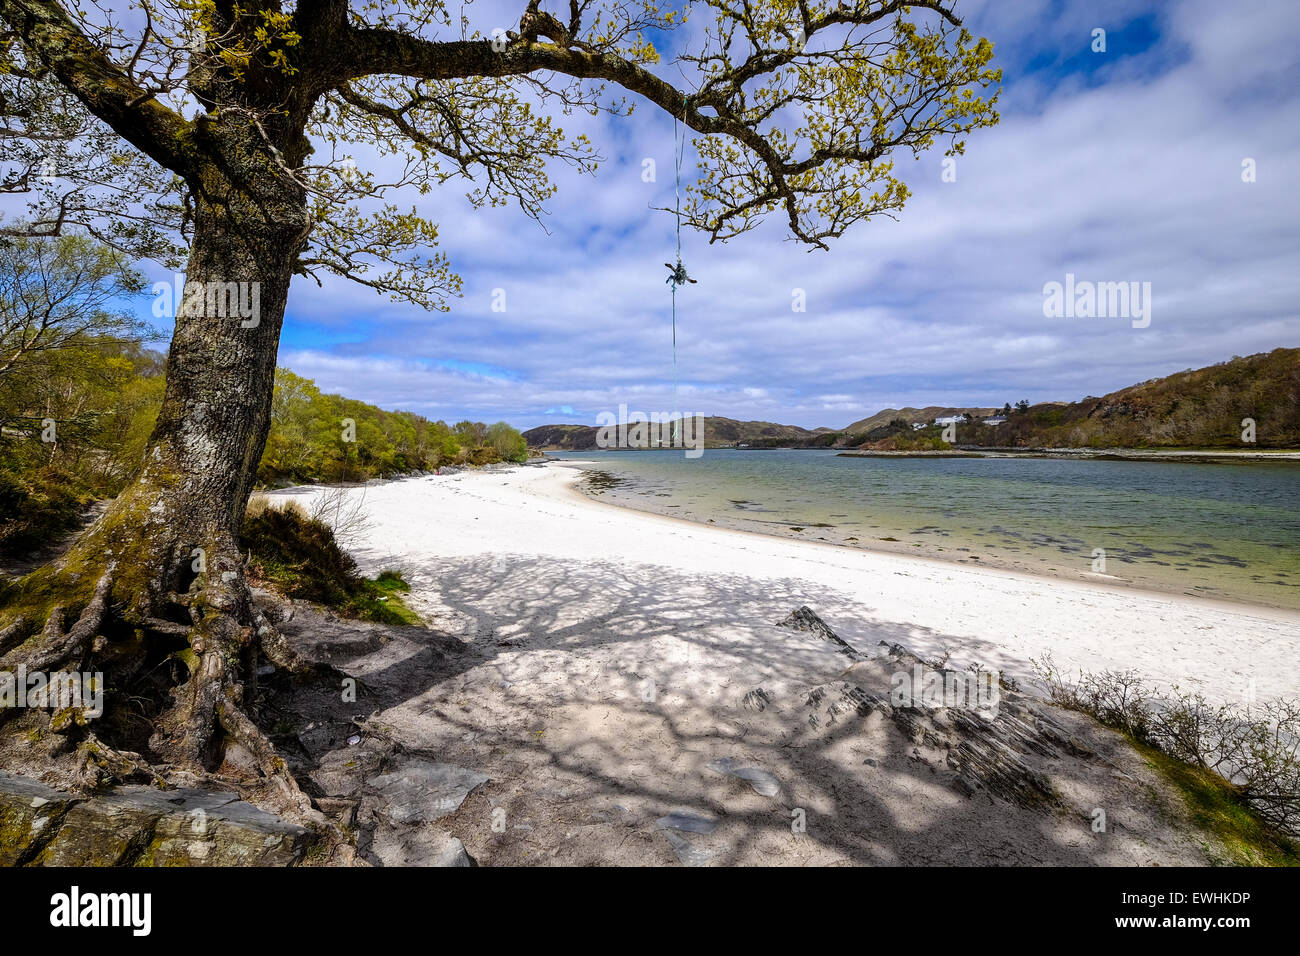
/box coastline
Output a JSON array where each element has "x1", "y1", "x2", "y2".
[
  {"x1": 836, "y1": 447, "x2": 1300, "y2": 462},
  {"x1": 555, "y1": 458, "x2": 1299, "y2": 620},
  {"x1": 555, "y1": 455, "x2": 1300, "y2": 613},
  {"x1": 270, "y1": 462, "x2": 1300, "y2": 705}
]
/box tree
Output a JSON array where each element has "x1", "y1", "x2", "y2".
[
  {"x1": 260, "y1": 367, "x2": 323, "y2": 480},
  {"x1": 0, "y1": 61, "x2": 185, "y2": 262},
  {"x1": 0, "y1": 233, "x2": 147, "y2": 386},
  {"x1": 486, "y1": 421, "x2": 528, "y2": 462},
  {"x1": 454, "y1": 419, "x2": 489, "y2": 447},
  {"x1": 0, "y1": 0, "x2": 999, "y2": 839}
]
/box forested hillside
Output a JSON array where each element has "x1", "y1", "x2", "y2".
[
  {"x1": 951, "y1": 348, "x2": 1300, "y2": 449},
  {"x1": 524, "y1": 416, "x2": 835, "y2": 450},
  {"x1": 526, "y1": 350, "x2": 1300, "y2": 452},
  {"x1": 2, "y1": 341, "x2": 526, "y2": 560}
]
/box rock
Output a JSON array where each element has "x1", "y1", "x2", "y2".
[
  {"x1": 800, "y1": 641, "x2": 1066, "y2": 807},
  {"x1": 777, "y1": 606, "x2": 863, "y2": 658},
  {"x1": 779, "y1": 611, "x2": 1079, "y2": 810},
  {"x1": 662, "y1": 830, "x2": 718, "y2": 866},
  {"x1": 308, "y1": 744, "x2": 386, "y2": 799},
  {"x1": 741, "y1": 687, "x2": 771, "y2": 712},
  {"x1": 369, "y1": 825, "x2": 475, "y2": 867},
  {"x1": 707, "y1": 758, "x2": 781, "y2": 798},
  {"x1": 805, "y1": 682, "x2": 885, "y2": 729},
  {"x1": 366, "y1": 760, "x2": 489, "y2": 825},
  {"x1": 276, "y1": 601, "x2": 390, "y2": 660},
  {"x1": 297, "y1": 720, "x2": 355, "y2": 755},
  {"x1": 0, "y1": 773, "x2": 79, "y2": 867},
  {"x1": 0, "y1": 770, "x2": 310, "y2": 866},
  {"x1": 360, "y1": 760, "x2": 489, "y2": 866}
]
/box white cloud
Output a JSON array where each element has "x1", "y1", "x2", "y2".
[{"x1": 260, "y1": 0, "x2": 1300, "y2": 429}]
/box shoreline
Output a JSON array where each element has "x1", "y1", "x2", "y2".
[
  {"x1": 551, "y1": 458, "x2": 1300, "y2": 621},
  {"x1": 264, "y1": 463, "x2": 1288, "y2": 865},
  {"x1": 837, "y1": 447, "x2": 1300, "y2": 462},
  {"x1": 537, "y1": 446, "x2": 1300, "y2": 461},
  {"x1": 270, "y1": 463, "x2": 1300, "y2": 705},
  {"x1": 554, "y1": 458, "x2": 1300, "y2": 614}
]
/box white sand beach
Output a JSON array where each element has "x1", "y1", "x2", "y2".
[
  {"x1": 263, "y1": 463, "x2": 1299, "y2": 866},
  {"x1": 276, "y1": 461, "x2": 1299, "y2": 706}
]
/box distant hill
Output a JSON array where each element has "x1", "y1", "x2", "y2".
[
  {"x1": 523, "y1": 417, "x2": 828, "y2": 450},
  {"x1": 525, "y1": 348, "x2": 1300, "y2": 452},
  {"x1": 840, "y1": 406, "x2": 998, "y2": 434},
  {"x1": 978, "y1": 348, "x2": 1300, "y2": 449},
  {"x1": 522, "y1": 424, "x2": 602, "y2": 450}
]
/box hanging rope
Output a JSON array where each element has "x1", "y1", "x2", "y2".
[{"x1": 665, "y1": 96, "x2": 695, "y2": 443}]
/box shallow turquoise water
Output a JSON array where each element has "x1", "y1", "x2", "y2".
[{"x1": 552, "y1": 449, "x2": 1300, "y2": 609}]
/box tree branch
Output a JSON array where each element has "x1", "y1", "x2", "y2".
[{"x1": 0, "y1": 0, "x2": 197, "y2": 178}]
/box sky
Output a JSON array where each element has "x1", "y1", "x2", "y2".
[{"x1": 147, "y1": 0, "x2": 1300, "y2": 429}]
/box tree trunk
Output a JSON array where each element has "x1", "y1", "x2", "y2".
[
  {"x1": 0, "y1": 150, "x2": 328, "y2": 817},
  {"x1": 82, "y1": 187, "x2": 304, "y2": 592}
]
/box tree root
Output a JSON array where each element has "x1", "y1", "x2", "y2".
[
  {"x1": 215, "y1": 697, "x2": 359, "y2": 864},
  {"x1": 1, "y1": 557, "x2": 362, "y2": 863},
  {"x1": 0, "y1": 565, "x2": 114, "y2": 672},
  {"x1": 256, "y1": 610, "x2": 351, "y2": 682},
  {"x1": 0, "y1": 616, "x2": 27, "y2": 654},
  {"x1": 73, "y1": 732, "x2": 171, "y2": 790}
]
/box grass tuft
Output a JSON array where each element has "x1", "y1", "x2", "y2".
[
  {"x1": 1132, "y1": 737, "x2": 1300, "y2": 867},
  {"x1": 241, "y1": 500, "x2": 419, "y2": 626}
]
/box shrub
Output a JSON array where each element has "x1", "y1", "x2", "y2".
[
  {"x1": 0, "y1": 467, "x2": 95, "y2": 557},
  {"x1": 240, "y1": 498, "x2": 418, "y2": 626},
  {"x1": 1034, "y1": 654, "x2": 1300, "y2": 839}
]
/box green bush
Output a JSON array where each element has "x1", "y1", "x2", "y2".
[
  {"x1": 1034, "y1": 654, "x2": 1300, "y2": 860},
  {"x1": 0, "y1": 466, "x2": 96, "y2": 557},
  {"x1": 240, "y1": 499, "x2": 419, "y2": 626},
  {"x1": 257, "y1": 368, "x2": 529, "y2": 483}
]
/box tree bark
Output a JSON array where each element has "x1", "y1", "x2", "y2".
[
  {"x1": 1, "y1": 141, "x2": 321, "y2": 796},
  {"x1": 61, "y1": 156, "x2": 307, "y2": 582}
]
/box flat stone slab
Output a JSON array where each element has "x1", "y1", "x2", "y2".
[
  {"x1": 707, "y1": 758, "x2": 781, "y2": 798},
  {"x1": 0, "y1": 770, "x2": 310, "y2": 866},
  {"x1": 369, "y1": 825, "x2": 476, "y2": 867},
  {"x1": 366, "y1": 760, "x2": 489, "y2": 825}
]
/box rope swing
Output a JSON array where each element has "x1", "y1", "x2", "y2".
[{"x1": 664, "y1": 97, "x2": 695, "y2": 443}]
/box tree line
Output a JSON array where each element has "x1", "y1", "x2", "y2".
[{"x1": 0, "y1": 235, "x2": 526, "y2": 556}]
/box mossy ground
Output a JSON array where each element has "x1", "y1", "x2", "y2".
[
  {"x1": 1132, "y1": 737, "x2": 1300, "y2": 867},
  {"x1": 240, "y1": 503, "x2": 419, "y2": 627},
  {"x1": 351, "y1": 570, "x2": 420, "y2": 627}
]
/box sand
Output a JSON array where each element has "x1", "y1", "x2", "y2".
[
  {"x1": 274, "y1": 461, "x2": 1298, "y2": 706},
  {"x1": 266, "y1": 462, "x2": 1300, "y2": 865}
]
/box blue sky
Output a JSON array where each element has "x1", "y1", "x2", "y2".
[{"x1": 155, "y1": 0, "x2": 1300, "y2": 429}]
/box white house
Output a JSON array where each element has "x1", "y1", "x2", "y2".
[
  {"x1": 982, "y1": 416, "x2": 1008, "y2": 426},
  {"x1": 934, "y1": 415, "x2": 964, "y2": 426}
]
